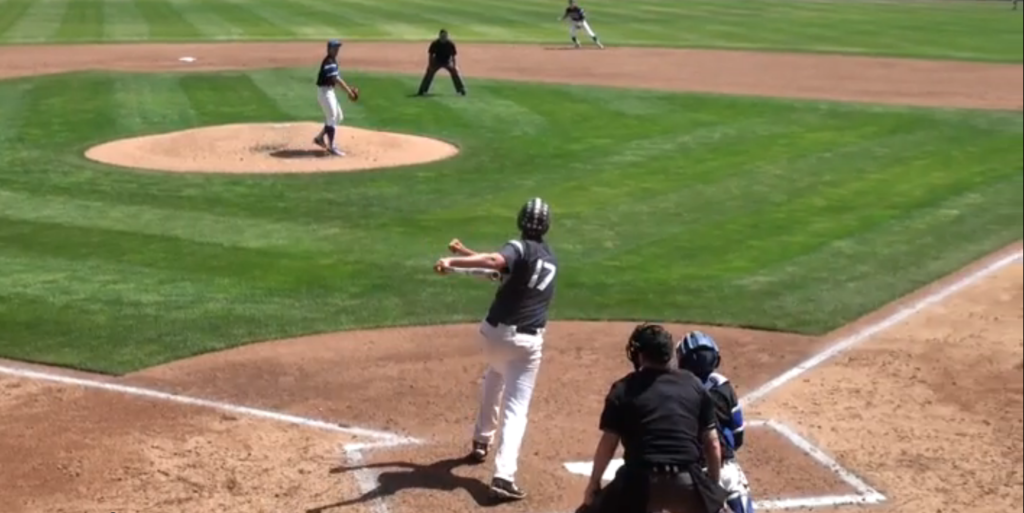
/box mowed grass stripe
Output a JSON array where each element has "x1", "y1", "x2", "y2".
[
  {"x1": 284, "y1": 0, "x2": 392, "y2": 38},
  {"x1": 203, "y1": 0, "x2": 294, "y2": 38},
  {"x1": 15, "y1": 74, "x2": 120, "y2": 149},
  {"x1": 0, "y1": 81, "x2": 30, "y2": 149},
  {"x1": 1, "y1": 0, "x2": 67, "y2": 42},
  {"x1": 179, "y1": 73, "x2": 291, "y2": 124},
  {"x1": 218, "y1": 0, "x2": 340, "y2": 39},
  {"x1": 730, "y1": 172, "x2": 1024, "y2": 333},
  {"x1": 112, "y1": 73, "x2": 198, "y2": 136},
  {"x1": 0, "y1": 217, "x2": 388, "y2": 296},
  {"x1": 55, "y1": 0, "x2": 104, "y2": 41},
  {"x1": 0, "y1": 0, "x2": 34, "y2": 39},
  {"x1": 595, "y1": 128, "x2": 1012, "y2": 276},
  {"x1": 0, "y1": 189, "x2": 348, "y2": 251},
  {"x1": 0, "y1": 253, "x2": 369, "y2": 373},
  {"x1": 136, "y1": 0, "x2": 202, "y2": 40},
  {"x1": 103, "y1": 0, "x2": 149, "y2": 41}
]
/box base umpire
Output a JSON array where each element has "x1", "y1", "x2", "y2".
[
  {"x1": 578, "y1": 324, "x2": 729, "y2": 513},
  {"x1": 416, "y1": 29, "x2": 467, "y2": 96}
]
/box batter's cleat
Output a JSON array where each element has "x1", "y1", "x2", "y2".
[
  {"x1": 328, "y1": 146, "x2": 345, "y2": 157},
  {"x1": 596, "y1": 41, "x2": 604, "y2": 49},
  {"x1": 490, "y1": 478, "x2": 526, "y2": 501},
  {"x1": 313, "y1": 135, "x2": 327, "y2": 149},
  {"x1": 468, "y1": 441, "x2": 488, "y2": 463}
]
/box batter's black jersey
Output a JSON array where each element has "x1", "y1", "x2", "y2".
[
  {"x1": 600, "y1": 368, "x2": 717, "y2": 467},
  {"x1": 564, "y1": 5, "x2": 586, "y2": 21},
  {"x1": 315, "y1": 56, "x2": 339, "y2": 86},
  {"x1": 485, "y1": 239, "x2": 557, "y2": 330}
]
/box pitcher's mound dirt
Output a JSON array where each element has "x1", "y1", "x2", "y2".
[{"x1": 84, "y1": 122, "x2": 460, "y2": 174}]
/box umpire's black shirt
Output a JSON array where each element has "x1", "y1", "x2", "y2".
[
  {"x1": 600, "y1": 368, "x2": 716, "y2": 467},
  {"x1": 429, "y1": 38, "x2": 457, "y2": 65}
]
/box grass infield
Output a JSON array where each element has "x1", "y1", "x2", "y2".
[{"x1": 0, "y1": 69, "x2": 1020, "y2": 372}]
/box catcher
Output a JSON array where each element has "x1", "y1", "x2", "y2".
[
  {"x1": 313, "y1": 39, "x2": 358, "y2": 157},
  {"x1": 677, "y1": 331, "x2": 756, "y2": 513}
]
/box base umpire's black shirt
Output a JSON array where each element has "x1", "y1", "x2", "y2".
[
  {"x1": 429, "y1": 38, "x2": 457, "y2": 65},
  {"x1": 600, "y1": 368, "x2": 716, "y2": 467}
]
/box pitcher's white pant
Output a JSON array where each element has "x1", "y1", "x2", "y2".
[
  {"x1": 570, "y1": 20, "x2": 596, "y2": 39},
  {"x1": 472, "y1": 321, "x2": 544, "y2": 482},
  {"x1": 720, "y1": 460, "x2": 755, "y2": 513},
  {"x1": 316, "y1": 86, "x2": 343, "y2": 127}
]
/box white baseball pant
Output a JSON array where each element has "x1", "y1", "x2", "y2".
[
  {"x1": 472, "y1": 320, "x2": 544, "y2": 482},
  {"x1": 316, "y1": 86, "x2": 343, "y2": 127},
  {"x1": 571, "y1": 20, "x2": 596, "y2": 39},
  {"x1": 720, "y1": 460, "x2": 755, "y2": 513}
]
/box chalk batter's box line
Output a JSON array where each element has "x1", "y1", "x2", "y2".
[
  {"x1": 0, "y1": 364, "x2": 420, "y2": 444},
  {"x1": 747, "y1": 419, "x2": 886, "y2": 509}
]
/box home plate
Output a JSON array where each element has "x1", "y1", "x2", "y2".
[
  {"x1": 179, "y1": 56, "x2": 196, "y2": 63},
  {"x1": 564, "y1": 459, "x2": 623, "y2": 482}
]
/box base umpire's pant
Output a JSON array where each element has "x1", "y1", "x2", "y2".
[{"x1": 417, "y1": 60, "x2": 466, "y2": 95}]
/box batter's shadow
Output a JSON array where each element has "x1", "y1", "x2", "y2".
[{"x1": 307, "y1": 455, "x2": 498, "y2": 511}]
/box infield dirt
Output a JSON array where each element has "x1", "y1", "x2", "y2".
[{"x1": 0, "y1": 41, "x2": 1021, "y2": 513}]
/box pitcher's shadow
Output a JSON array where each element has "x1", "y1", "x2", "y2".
[
  {"x1": 269, "y1": 149, "x2": 330, "y2": 159},
  {"x1": 306, "y1": 455, "x2": 497, "y2": 512}
]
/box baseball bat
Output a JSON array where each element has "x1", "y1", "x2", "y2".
[{"x1": 447, "y1": 267, "x2": 501, "y2": 281}]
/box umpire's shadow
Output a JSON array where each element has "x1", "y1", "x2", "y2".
[{"x1": 306, "y1": 455, "x2": 494, "y2": 511}]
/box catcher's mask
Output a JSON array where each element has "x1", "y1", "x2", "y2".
[
  {"x1": 676, "y1": 331, "x2": 721, "y2": 381},
  {"x1": 626, "y1": 323, "x2": 675, "y2": 371},
  {"x1": 517, "y1": 197, "x2": 551, "y2": 240}
]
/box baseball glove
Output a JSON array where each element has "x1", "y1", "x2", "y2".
[{"x1": 348, "y1": 87, "x2": 359, "y2": 101}]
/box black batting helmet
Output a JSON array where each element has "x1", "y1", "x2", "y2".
[
  {"x1": 517, "y1": 198, "x2": 550, "y2": 239},
  {"x1": 626, "y1": 323, "x2": 675, "y2": 371}
]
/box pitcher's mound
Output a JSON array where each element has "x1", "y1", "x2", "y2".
[{"x1": 84, "y1": 122, "x2": 460, "y2": 174}]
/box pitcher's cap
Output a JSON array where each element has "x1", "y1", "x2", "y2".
[{"x1": 327, "y1": 39, "x2": 342, "y2": 47}]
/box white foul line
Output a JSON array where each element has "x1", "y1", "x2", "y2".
[
  {"x1": 0, "y1": 364, "x2": 418, "y2": 443},
  {"x1": 741, "y1": 250, "x2": 1023, "y2": 407}
]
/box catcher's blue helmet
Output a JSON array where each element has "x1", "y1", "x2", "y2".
[{"x1": 676, "y1": 331, "x2": 721, "y2": 379}]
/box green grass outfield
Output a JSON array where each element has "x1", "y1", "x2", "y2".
[
  {"x1": 0, "y1": 0, "x2": 1020, "y2": 61},
  {"x1": 0, "y1": 68, "x2": 1021, "y2": 373}
]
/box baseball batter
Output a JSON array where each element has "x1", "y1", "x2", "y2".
[
  {"x1": 313, "y1": 39, "x2": 358, "y2": 157},
  {"x1": 560, "y1": 0, "x2": 603, "y2": 49},
  {"x1": 676, "y1": 331, "x2": 756, "y2": 513},
  {"x1": 434, "y1": 198, "x2": 557, "y2": 501}
]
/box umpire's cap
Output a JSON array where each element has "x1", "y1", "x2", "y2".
[{"x1": 626, "y1": 323, "x2": 675, "y2": 370}]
